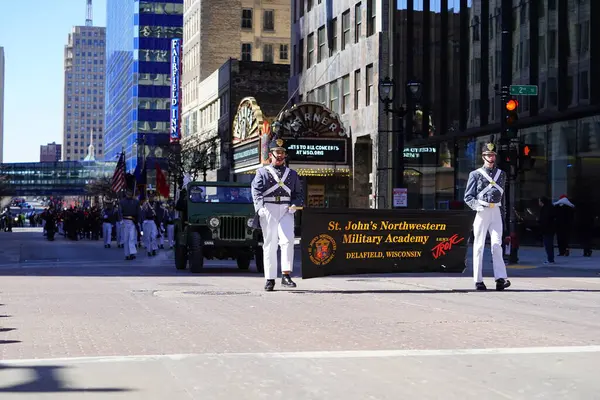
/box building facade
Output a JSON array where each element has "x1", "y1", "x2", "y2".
[
  {"x1": 40, "y1": 142, "x2": 62, "y2": 162},
  {"x1": 181, "y1": 0, "x2": 291, "y2": 127},
  {"x1": 62, "y1": 25, "x2": 106, "y2": 161},
  {"x1": 289, "y1": 0, "x2": 385, "y2": 208},
  {"x1": 0, "y1": 46, "x2": 5, "y2": 163},
  {"x1": 458, "y1": 0, "x2": 600, "y2": 246},
  {"x1": 104, "y1": 0, "x2": 183, "y2": 175},
  {"x1": 181, "y1": 59, "x2": 289, "y2": 181}
]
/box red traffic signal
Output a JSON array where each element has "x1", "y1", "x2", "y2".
[
  {"x1": 523, "y1": 145, "x2": 531, "y2": 156},
  {"x1": 505, "y1": 99, "x2": 519, "y2": 111}
]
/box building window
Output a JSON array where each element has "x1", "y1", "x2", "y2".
[
  {"x1": 307, "y1": 32, "x2": 315, "y2": 68},
  {"x1": 317, "y1": 85, "x2": 327, "y2": 104},
  {"x1": 354, "y1": 69, "x2": 361, "y2": 109},
  {"x1": 366, "y1": 64, "x2": 374, "y2": 105},
  {"x1": 263, "y1": 10, "x2": 274, "y2": 31},
  {"x1": 307, "y1": 0, "x2": 313, "y2": 12},
  {"x1": 341, "y1": 75, "x2": 350, "y2": 113},
  {"x1": 279, "y1": 44, "x2": 289, "y2": 60},
  {"x1": 329, "y1": 81, "x2": 339, "y2": 113},
  {"x1": 366, "y1": 0, "x2": 375, "y2": 36},
  {"x1": 354, "y1": 2, "x2": 362, "y2": 43},
  {"x1": 263, "y1": 44, "x2": 274, "y2": 62},
  {"x1": 241, "y1": 43, "x2": 252, "y2": 61},
  {"x1": 317, "y1": 25, "x2": 326, "y2": 63},
  {"x1": 242, "y1": 9, "x2": 252, "y2": 29},
  {"x1": 342, "y1": 10, "x2": 350, "y2": 50},
  {"x1": 329, "y1": 18, "x2": 338, "y2": 55}
]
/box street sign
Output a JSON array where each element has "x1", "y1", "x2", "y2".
[{"x1": 510, "y1": 85, "x2": 538, "y2": 96}]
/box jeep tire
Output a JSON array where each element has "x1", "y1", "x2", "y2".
[
  {"x1": 189, "y1": 231, "x2": 204, "y2": 273},
  {"x1": 236, "y1": 255, "x2": 251, "y2": 270},
  {"x1": 254, "y1": 246, "x2": 264, "y2": 274}
]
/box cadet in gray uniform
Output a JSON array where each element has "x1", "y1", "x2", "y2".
[
  {"x1": 251, "y1": 137, "x2": 304, "y2": 291},
  {"x1": 141, "y1": 190, "x2": 159, "y2": 257},
  {"x1": 464, "y1": 142, "x2": 511, "y2": 291},
  {"x1": 120, "y1": 188, "x2": 141, "y2": 260}
]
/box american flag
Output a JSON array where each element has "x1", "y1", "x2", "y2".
[{"x1": 111, "y1": 152, "x2": 126, "y2": 193}]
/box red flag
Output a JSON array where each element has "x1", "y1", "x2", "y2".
[
  {"x1": 155, "y1": 163, "x2": 170, "y2": 198},
  {"x1": 111, "y1": 152, "x2": 126, "y2": 193}
]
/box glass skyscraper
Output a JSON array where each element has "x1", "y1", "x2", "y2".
[{"x1": 105, "y1": 0, "x2": 183, "y2": 173}]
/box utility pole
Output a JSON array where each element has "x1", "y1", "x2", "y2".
[{"x1": 499, "y1": 0, "x2": 519, "y2": 263}]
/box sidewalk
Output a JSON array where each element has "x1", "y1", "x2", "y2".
[{"x1": 467, "y1": 245, "x2": 599, "y2": 271}]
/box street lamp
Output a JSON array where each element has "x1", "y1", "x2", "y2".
[
  {"x1": 379, "y1": 76, "x2": 406, "y2": 205},
  {"x1": 406, "y1": 80, "x2": 422, "y2": 101}
]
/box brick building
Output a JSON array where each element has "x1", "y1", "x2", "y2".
[{"x1": 40, "y1": 142, "x2": 62, "y2": 162}]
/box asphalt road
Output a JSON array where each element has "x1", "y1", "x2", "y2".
[{"x1": 0, "y1": 229, "x2": 599, "y2": 399}]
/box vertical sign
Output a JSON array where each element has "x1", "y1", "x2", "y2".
[{"x1": 170, "y1": 38, "x2": 182, "y2": 143}]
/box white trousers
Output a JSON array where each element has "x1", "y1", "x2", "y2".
[
  {"x1": 167, "y1": 224, "x2": 175, "y2": 247},
  {"x1": 116, "y1": 221, "x2": 124, "y2": 245},
  {"x1": 143, "y1": 220, "x2": 158, "y2": 252},
  {"x1": 123, "y1": 220, "x2": 137, "y2": 256},
  {"x1": 472, "y1": 206, "x2": 508, "y2": 283},
  {"x1": 102, "y1": 222, "x2": 112, "y2": 246},
  {"x1": 259, "y1": 203, "x2": 295, "y2": 280}
]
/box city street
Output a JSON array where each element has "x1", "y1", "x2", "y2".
[{"x1": 0, "y1": 229, "x2": 599, "y2": 399}]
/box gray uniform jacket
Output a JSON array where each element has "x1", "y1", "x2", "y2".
[
  {"x1": 464, "y1": 166, "x2": 507, "y2": 219},
  {"x1": 120, "y1": 198, "x2": 141, "y2": 222},
  {"x1": 250, "y1": 164, "x2": 304, "y2": 229}
]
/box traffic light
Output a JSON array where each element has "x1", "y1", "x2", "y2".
[
  {"x1": 519, "y1": 144, "x2": 536, "y2": 171},
  {"x1": 504, "y1": 98, "x2": 519, "y2": 139}
]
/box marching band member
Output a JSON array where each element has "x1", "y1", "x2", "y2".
[
  {"x1": 464, "y1": 142, "x2": 511, "y2": 291},
  {"x1": 120, "y1": 188, "x2": 141, "y2": 260},
  {"x1": 141, "y1": 189, "x2": 159, "y2": 257},
  {"x1": 251, "y1": 137, "x2": 304, "y2": 291}
]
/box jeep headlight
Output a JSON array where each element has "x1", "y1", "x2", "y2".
[
  {"x1": 247, "y1": 218, "x2": 254, "y2": 227},
  {"x1": 209, "y1": 217, "x2": 220, "y2": 228}
]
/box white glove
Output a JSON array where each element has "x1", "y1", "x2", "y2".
[
  {"x1": 475, "y1": 206, "x2": 484, "y2": 212},
  {"x1": 258, "y1": 208, "x2": 267, "y2": 217},
  {"x1": 288, "y1": 207, "x2": 296, "y2": 214}
]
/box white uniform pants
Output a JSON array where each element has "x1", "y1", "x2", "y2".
[
  {"x1": 259, "y1": 203, "x2": 295, "y2": 280},
  {"x1": 143, "y1": 220, "x2": 158, "y2": 252},
  {"x1": 116, "y1": 220, "x2": 124, "y2": 245},
  {"x1": 158, "y1": 224, "x2": 165, "y2": 247},
  {"x1": 123, "y1": 220, "x2": 137, "y2": 256},
  {"x1": 102, "y1": 222, "x2": 112, "y2": 246},
  {"x1": 472, "y1": 206, "x2": 508, "y2": 283},
  {"x1": 167, "y1": 224, "x2": 175, "y2": 247}
]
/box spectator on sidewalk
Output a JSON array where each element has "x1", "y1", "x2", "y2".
[
  {"x1": 538, "y1": 197, "x2": 556, "y2": 264},
  {"x1": 553, "y1": 194, "x2": 575, "y2": 256},
  {"x1": 577, "y1": 201, "x2": 594, "y2": 257}
]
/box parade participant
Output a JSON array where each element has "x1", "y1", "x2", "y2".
[
  {"x1": 120, "y1": 188, "x2": 141, "y2": 260},
  {"x1": 464, "y1": 142, "x2": 511, "y2": 291},
  {"x1": 114, "y1": 201, "x2": 125, "y2": 248},
  {"x1": 251, "y1": 137, "x2": 304, "y2": 291},
  {"x1": 164, "y1": 201, "x2": 176, "y2": 249},
  {"x1": 101, "y1": 202, "x2": 115, "y2": 248},
  {"x1": 141, "y1": 189, "x2": 159, "y2": 257}
]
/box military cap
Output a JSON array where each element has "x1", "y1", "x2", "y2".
[
  {"x1": 269, "y1": 137, "x2": 286, "y2": 152},
  {"x1": 482, "y1": 142, "x2": 497, "y2": 155}
]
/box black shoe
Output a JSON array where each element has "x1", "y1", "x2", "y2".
[
  {"x1": 264, "y1": 279, "x2": 275, "y2": 291},
  {"x1": 152, "y1": 250, "x2": 157, "y2": 256},
  {"x1": 125, "y1": 255, "x2": 133, "y2": 260},
  {"x1": 148, "y1": 252, "x2": 152, "y2": 257},
  {"x1": 281, "y1": 275, "x2": 297, "y2": 288},
  {"x1": 496, "y1": 278, "x2": 511, "y2": 291},
  {"x1": 475, "y1": 282, "x2": 487, "y2": 291}
]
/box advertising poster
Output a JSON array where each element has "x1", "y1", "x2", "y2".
[
  {"x1": 170, "y1": 38, "x2": 182, "y2": 143},
  {"x1": 301, "y1": 208, "x2": 474, "y2": 279}
]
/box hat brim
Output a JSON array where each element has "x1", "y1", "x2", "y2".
[
  {"x1": 482, "y1": 150, "x2": 497, "y2": 155},
  {"x1": 270, "y1": 147, "x2": 286, "y2": 152}
]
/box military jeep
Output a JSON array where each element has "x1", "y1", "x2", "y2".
[{"x1": 174, "y1": 181, "x2": 264, "y2": 273}]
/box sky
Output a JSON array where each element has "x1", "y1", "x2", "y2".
[{"x1": 0, "y1": 0, "x2": 107, "y2": 163}]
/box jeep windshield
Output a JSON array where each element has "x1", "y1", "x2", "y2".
[{"x1": 189, "y1": 185, "x2": 253, "y2": 204}]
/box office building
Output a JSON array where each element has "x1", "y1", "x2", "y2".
[
  {"x1": 62, "y1": 2, "x2": 106, "y2": 162},
  {"x1": 40, "y1": 142, "x2": 62, "y2": 162},
  {"x1": 0, "y1": 46, "x2": 5, "y2": 163},
  {"x1": 105, "y1": 0, "x2": 183, "y2": 176}
]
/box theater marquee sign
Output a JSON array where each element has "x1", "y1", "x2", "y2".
[{"x1": 269, "y1": 102, "x2": 349, "y2": 165}]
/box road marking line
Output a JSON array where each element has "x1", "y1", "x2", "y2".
[{"x1": 3, "y1": 345, "x2": 600, "y2": 365}]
